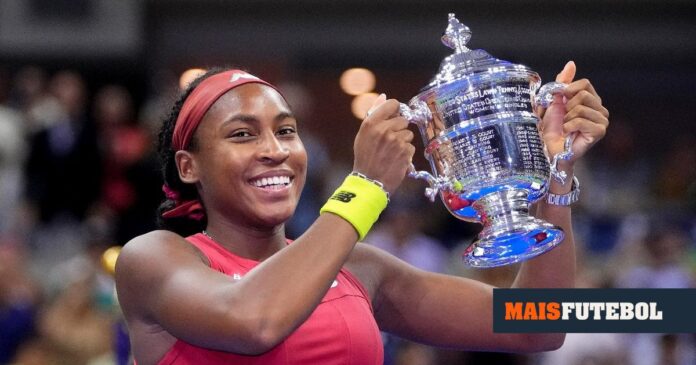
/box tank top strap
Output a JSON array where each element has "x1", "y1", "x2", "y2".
[
  {"x1": 339, "y1": 268, "x2": 375, "y2": 313},
  {"x1": 185, "y1": 233, "x2": 259, "y2": 274}
]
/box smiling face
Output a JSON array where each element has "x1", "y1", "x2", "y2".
[{"x1": 177, "y1": 83, "x2": 307, "y2": 230}]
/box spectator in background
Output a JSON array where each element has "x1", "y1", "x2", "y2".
[
  {"x1": 94, "y1": 84, "x2": 143, "y2": 216},
  {"x1": 0, "y1": 240, "x2": 41, "y2": 364},
  {"x1": 616, "y1": 223, "x2": 693, "y2": 289},
  {"x1": 8, "y1": 66, "x2": 52, "y2": 135},
  {"x1": 366, "y1": 184, "x2": 449, "y2": 274},
  {"x1": 616, "y1": 223, "x2": 695, "y2": 365},
  {"x1": 25, "y1": 70, "x2": 102, "y2": 224},
  {"x1": 93, "y1": 84, "x2": 160, "y2": 244},
  {"x1": 653, "y1": 135, "x2": 696, "y2": 212},
  {"x1": 23, "y1": 70, "x2": 102, "y2": 292},
  {"x1": 0, "y1": 67, "x2": 28, "y2": 236},
  {"x1": 38, "y1": 276, "x2": 113, "y2": 365},
  {"x1": 10, "y1": 338, "x2": 60, "y2": 365},
  {"x1": 575, "y1": 119, "x2": 653, "y2": 254}
]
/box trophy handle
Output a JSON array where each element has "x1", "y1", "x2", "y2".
[
  {"x1": 534, "y1": 81, "x2": 566, "y2": 109},
  {"x1": 399, "y1": 101, "x2": 446, "y2": 201},
  {"x1": 534, "y1": 81, "x2": 575, "y2": 185},
  {"x1": 548, "y1": 134, "x2": 575, "y2": 185},
  {"x1": 399, "y1": 101, "x2": 431, "y2": 129},
  {"x1": 408, "y1": 163, "x2": 448, "y2": 202}
]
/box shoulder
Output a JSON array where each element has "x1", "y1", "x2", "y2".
[
  {"x1": 115, "y1": 230, "x2": 208, "y2": 312},
  {"x1": 117, "y1": 230, "x2": 207, "y2": 267}
]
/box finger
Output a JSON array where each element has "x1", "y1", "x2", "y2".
[
  {"x1": 405, "y1": 143, "x2": 416, "y2": 160},
  {"x1": 367, "y1": 99, "x2": 400, "y2": 121},
  {"x1": 564, "y1": 104, "x2": 610, "y2": 127},
  {"x1": 535, "y1": 105, "x2": 546, "y2": 120},
  {"x1": 556, "y1": 61, "x2": 577, "y2": 84},
  {"x1": 565, "y1": 91, "x2": 609, "y2": 119},
  {"x1": 384, "y1": 116, "x2": 409, "y2": 131},
  {"x1": 538, "y1": 92, "x2": 565, "y2": 134},
  {"x1": 564, "y1": 78, "x2": 599, "y2": 99},
  {"x1": 366, "y1": 93, "x2": 387, "y2": 117},
  {"x1": 399, "y1": 143, "x2": 417, "y2": 163},
  {"x1": 563, "y1": 118, "x2": 607, "y2": 144},
  {"x1": 537, "y1": 111, "x2": 548, "y2": 134},
  {"x1": 393, "y1": 129, "x2": 415, "y2": 143}
]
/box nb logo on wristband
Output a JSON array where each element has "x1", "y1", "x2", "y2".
[{"x1": 330, "y1": 191, "x2": 356, "y2": 203}]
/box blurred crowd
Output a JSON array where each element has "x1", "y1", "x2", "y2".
[{"x1": 0, "y1": 65, "x2": 694, "y2": 365}]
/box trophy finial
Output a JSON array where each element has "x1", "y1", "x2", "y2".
[{"x1": 441, "y1": 13, "x2": 471, "y2": 53}]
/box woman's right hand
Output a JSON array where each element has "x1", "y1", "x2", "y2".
[{"x1": 353, "y1": 94, "x2": 415, "y2": 194}]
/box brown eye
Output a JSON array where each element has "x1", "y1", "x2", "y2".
[
  {"x1": 227, "y1": 129, "x2": 255, "y2": 141},
  {"x1": 277, "y1": 127, "x2": 297, "y2": 136}
]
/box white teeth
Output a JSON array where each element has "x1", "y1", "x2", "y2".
[{"x1": 252, "y1": 176, "x2": 291, "y2": 188}]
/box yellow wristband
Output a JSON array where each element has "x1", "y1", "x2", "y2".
[{"x1": 320, "y1": 174, "x2": 389, "y2": 240}]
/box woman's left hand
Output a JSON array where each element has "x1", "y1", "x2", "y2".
[{"x1": 539, "y1": 61, "x2": 610, "y2": 165}]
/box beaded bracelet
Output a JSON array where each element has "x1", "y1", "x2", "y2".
[{"x1": 349, "y1": 171, "x2": 390, "y2": 202}]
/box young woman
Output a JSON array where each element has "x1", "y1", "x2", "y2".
[{"x1": 115, "y1": 62, "x2": 609, "y2": 364}]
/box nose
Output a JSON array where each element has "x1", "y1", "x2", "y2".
[{"x1": 257, "y1": 132, "x2": 290, "y2": 164}]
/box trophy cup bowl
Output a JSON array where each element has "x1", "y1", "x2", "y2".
[{"x1": 400, "y1": 14, "x2": 574, "y2": 268}]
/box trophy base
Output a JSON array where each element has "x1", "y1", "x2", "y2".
[
  {"x1": 461, "y1": 189, "x2": 565, "y2": 268},
  {"x1": 462, "y1": 222, "x2": 564, "y2": 267}
]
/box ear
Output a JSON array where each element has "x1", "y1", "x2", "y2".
[{"x1": 175, "y1": 150, "x2": 199, "y2": 184}]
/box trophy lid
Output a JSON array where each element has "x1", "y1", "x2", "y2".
[{"x1": 425, "y1": 14, "x2": 529, "y2": 90}]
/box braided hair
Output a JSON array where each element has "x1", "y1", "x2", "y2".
[{"x1": 156, "y1": 67, "x2": 226, "y2": 236}]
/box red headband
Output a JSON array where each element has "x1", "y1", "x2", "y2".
[
  {"x1": 172, "y1": 69, "x2": 278, "y2": 151},
  {"x1": 163, "y1": 70, "x2": 279, "y2": 220}
]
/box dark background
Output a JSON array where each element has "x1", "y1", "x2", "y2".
[{"x1": 2, "y1": 0, "x2": 694, "y2": 164}]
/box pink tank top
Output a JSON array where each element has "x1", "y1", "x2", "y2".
[{"x1": 154, "y1": 233, "x2": 384, "y2": 365}]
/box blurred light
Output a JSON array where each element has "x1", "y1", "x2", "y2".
[
  {"x1": 340, "y1": 68, "x2": 376, "y2": 96},
  {"x1": 351, "y1": 92, "x2": 379, "y2": 119},
  {"x1": 101, "y1": 246, "x2": 122, "y2": 276},
  {"x1": 179, "y1": 68, "x2": 206, "y2": 90}
]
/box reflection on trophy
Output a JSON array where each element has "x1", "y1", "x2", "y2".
[{"x1": 400, "y1": 14, "x2": 574, "y2": 268}]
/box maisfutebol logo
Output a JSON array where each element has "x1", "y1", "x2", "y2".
[
  {"x1": 493, "y1": 289, "x2": 696, "y2": 333},
  {"x1": 330, "y1": 191, "x2": 356, "y2": 203},
  {"x1": 504, "y1": 301, "x2": 663, "y2": 321}
]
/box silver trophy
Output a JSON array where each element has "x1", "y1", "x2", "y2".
[{"x1": 400, "y1": 14, "x2": 574, "y2": 267}]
